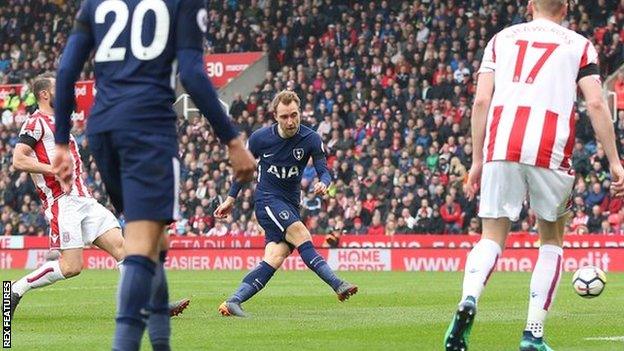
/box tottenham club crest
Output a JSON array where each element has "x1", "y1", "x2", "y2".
[
  {"x1": 293, "y1": 148, "x2": 304, "y2": 161},
  {"x1": 279, "y1": 210, "x2": 290, "y2": 220}
]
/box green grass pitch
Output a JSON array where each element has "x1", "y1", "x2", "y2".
[{"x1": 4, "y1": 270, "x2": 623, "y2": 350}]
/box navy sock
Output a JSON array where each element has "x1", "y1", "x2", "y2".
[
  {"x1": 228, "y1": 261, "x2": 276, "y2": 303},
  {"x1": 298, "y1": 241, "x2": 342, "y2": 291},
  {"x1": 113, "y1": 255, "x2": 156, "y2": 351},
  {"x1": 147, "y1": 251, "x2": 170, "y2": 351}
]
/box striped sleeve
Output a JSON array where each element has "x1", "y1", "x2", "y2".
[
  {"x1": 478, "y1": 35, "x2": 497, "y2": 74},
  {"x1": 18, "y1": 117, "x2": 44, "y2": 144}
]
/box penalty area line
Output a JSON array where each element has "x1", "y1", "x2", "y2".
[{"x1": 584, "y1": 336, "x2": 624, "y2": 342}]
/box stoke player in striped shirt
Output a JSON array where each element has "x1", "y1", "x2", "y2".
[
  {"x1": 444, "y1": 1, "x2": 624, "y2": 350},
  {"x1": 10, "y1": 74, "x2": 189, "y2": 320}
]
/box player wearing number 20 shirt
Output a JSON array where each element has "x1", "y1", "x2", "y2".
[
  {"x1": 55, "y1": 0, "x2": 241, "y2": 221},
  {"x1": 52, "y1": 1, "x2": 255, "y2": 350}
]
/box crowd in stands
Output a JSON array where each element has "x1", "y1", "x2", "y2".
[{"x1": 2, "y1": 0, "x2": 624, "y2": 238}]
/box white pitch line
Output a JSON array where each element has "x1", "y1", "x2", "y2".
[{"x1": 584, "y1": 336, "x2": 624, "y2": 342}]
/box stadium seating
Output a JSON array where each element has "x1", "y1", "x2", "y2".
[{"x1": 1, "y1": 0, "x2": 624, "y2": 237}]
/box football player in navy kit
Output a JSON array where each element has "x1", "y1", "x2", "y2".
[
  {"x1": 215, "y1": 90, "x2": 358, "y2": 317},
  {"x1": 52, "y1": 0, "x2": 255, "y2": 349}
]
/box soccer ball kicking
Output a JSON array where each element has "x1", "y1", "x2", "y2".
[
  {"x1": 572, "y1": 266, "x2": 606, "y2": 298},
  {"x1": 214, "y1": 90, "x2": 358, "y2": 317}
]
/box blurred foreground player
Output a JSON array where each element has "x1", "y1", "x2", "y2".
[
  {"x1": 444, "y1": 1, "x2": 624, "y2": 350},
  {"x1": 214, "y1": 91, "x2": 357, "y2": 317},
  {"x1": 52, "y1": 1, "x2": 255, "y2": 350},
  {"x1": 10, "y1": 74, "x2": 189, "y2": 319}
]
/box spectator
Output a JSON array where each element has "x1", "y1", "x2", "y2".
[
  {"x1": 189, "y1": 206, "x2": 213, "y2": 233},
  {"x1": 587, "y1": 205, "x2": 605, "y2": 233},
  {"x1": 467, "y1": 218, "x2": 481, "y2": 235},
  {"x1": 600, "y1": 219, "x2": 613, "y2": 235},
  {"x1": 601, "y1": 188, "x2": 623, "y2": 215},
  {"x1": 351, "y1": 217, "x2": 368, "y2": 235},
  {"x1": 586, "y1": 183, "x2": 606, "y2": 208},
  {"x1": 367, "y1": 212, "x2": 385, "y2": 235},
  {"x1": 571, "y1": 207, "x2": 589, "y2": 234},
  {"x1": 427, "y1": 208, "x2": 446, "y2": 234},
  {"x1": 440, "y1": 195, "x2": 464, "y2": 234},
  {"x1": 207, "y1": 222, "x2": 228, "y2": 237},
  {"x1": 303, "y1": 192, "x2": 323, "y2": 217},
  {"x1": 395, "y1": 217, "x2": 411, "y2": 234}
]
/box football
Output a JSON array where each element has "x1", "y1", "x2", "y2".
[{"x1": 572, "y1": 266, "x2": 607, "y2": 298}]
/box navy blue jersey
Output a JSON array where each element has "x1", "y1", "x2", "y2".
[
  {"x1": 75, "y1": 0, "x2": 205, "y2": 136},
  {"x1": 240, "y1": 124, "x2": 330, "y2": 207}
]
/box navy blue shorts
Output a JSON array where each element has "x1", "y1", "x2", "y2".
[
  {"x1": 255, "y1": 196, "x2": 301, "y2": 245},
  {"x1": 88, "y1": 130, "x2": 179, "y2": 223}
]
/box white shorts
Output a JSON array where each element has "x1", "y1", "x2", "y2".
[
  {"x1": 479, "y1": 161, "x2": 575, "y2": 222},
  {"x1": 46, "y1": 196, "x2": 120, "y2": 250}
]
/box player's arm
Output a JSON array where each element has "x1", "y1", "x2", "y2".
[
  {"x1": 53, "y1": 6, "x2": 94, "y2": 191},
  {"x1": 578, "y1": 73, "x2": 624, "y2": 196},
  {"x1": 175, "y1": 0, "x2": 254, "y2": 182},
  {"x1": 465, "y1": 34, "x2": 496, "y2": 200},
  {"x1": 311, "y1": 135, "x2": 331, "y2": 195},
  {"x1": 215, "y1": 136, "x2": 258, "y2": 218},
  {"x1": 12, "y1": 143, "x2": 53, "y2": 175},
  {"x1": 54, "y1": 11, "x2": 93, "y2": 145},
  {"x1": 470, "y1": 72, "x2": 494, "y2": 166}
]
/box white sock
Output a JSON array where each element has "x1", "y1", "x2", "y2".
[
  {"x1": 525, "y1": 244, "x2": 563, "y2": 338},
  {"x1": 461, "y1": 238, "x2": 501, "y2": 303},
  {"x1": 116, "y1": 260, "x2": 124, "y2": 274},
  {"x1": 12, "y1": 260, "x2": 65, "y2": 297}
]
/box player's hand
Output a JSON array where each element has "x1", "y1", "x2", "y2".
[
  {"x1": 214, "y1": 196, "x2": 236, "y2": 218},
  {"x1": 228, "y1": 136, "x2": 256, "y2": 182},
  {"x1": 609, "y1": 162, "x2": 624, "y2": 197},
  {"x1": 313, "y1": 182, "x2": 327, "y2": 196},
  {"x1": 52, "y1": 144, "x2": 73, "y2": 194},
  {"x1": 464, "y1": 161, "x2": 482, "y2": 201}
]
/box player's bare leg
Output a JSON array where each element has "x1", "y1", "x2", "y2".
[
  {"x1": 445, "y1": 218, "x2": 510, "y2": 351},
  {"x1": 220, "y1": 242, "x2": 290, "y2": 317},
  {"x1": 520, "y1": 214, "x2": 567, "y2": 351},
  {"x1": 286, "y1": 222, "x2": 358, "y2": 301},
  {"x1": 93, "y1": 227, "x2": 126, "y2": 262},
  {"x1": 113, "y1": 220, "x2": 165, "y2": 351},
  {"x1": 10, "y1": 248, "x2": 83, "y2": 318}
]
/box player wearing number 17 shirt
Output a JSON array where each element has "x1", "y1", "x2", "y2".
[
  {"x1": 444, "y1": 1, "x2": 624, "y2": 351},
  {"x1": 52, "y1": 1, "x2": 255, "y2": 350}
]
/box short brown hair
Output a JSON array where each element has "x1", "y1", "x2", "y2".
[
  {"x1": 270, "y1": 90, "x2": 301, "y2": 113},
  {"x1": 32, "y1": 73, "x2": 55, "y2": 102},
  {"x1": 532, "y1": 0, "x2": 566, "y2": 15}
]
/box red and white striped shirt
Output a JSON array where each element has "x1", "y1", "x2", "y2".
[
  {"x1": 479, "y1": 18, "x2": 600, "y2": 170},
  {"x1": 18, "y1": 110, "x2": 91, "y2": 210}
]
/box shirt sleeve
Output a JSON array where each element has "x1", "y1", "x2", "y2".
[
  {"x1": 577, "y1": 40, "x2": 601, "y2": 82},
  {"x1": 246, "y1": 132, "x2": 260, "y2": 159},
  {"x1": 580, "y1": 40, "x2": 599, "y2": 68},
  {"x1": 478, "y1": 35, "x2": 497, "y2": 74},
  {"x1": 311, "y1": 133, "x2": 331, "y2": 186},
  {"x1": 175, "y1": 0, "x2": 205, "y2": 51},
  {"x1": 18, "y1": 118, "x2": 43, "y2": 148},
  {"x1": 311, "y1": 132, "x2": 326, "y2": 159},
  {"x1": 227, "y1": 132, "x2": 259, "y2": 198},
  {"x1": 73, "y1": 0, "x2": 92, "y2": 35}
]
